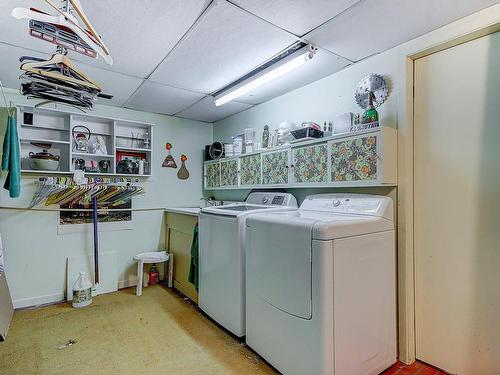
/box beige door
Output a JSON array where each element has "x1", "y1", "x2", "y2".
[{"x1": 414, "y1": 32, "x2": 500, "y2": 374}]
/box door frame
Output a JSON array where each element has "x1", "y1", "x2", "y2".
[{"x1": 399, "y1": 21, "x2": 500, "y2": 364}]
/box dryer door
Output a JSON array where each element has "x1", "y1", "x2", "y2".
[{"x1": 247, "y1": 214, "x2": 313, "y2": 319}]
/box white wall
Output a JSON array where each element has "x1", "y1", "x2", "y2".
[{"x1": 0, "y1": 90, "x2": 212, "y2": 308}]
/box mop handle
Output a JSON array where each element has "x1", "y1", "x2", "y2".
[{"x1": 92, "y1": 196, "x2": 99, "y2": 285}]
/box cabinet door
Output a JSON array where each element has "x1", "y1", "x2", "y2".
[
  {"x1": 262, "y1": 149, "x2": 290, "y2": 185},
  {"x1": 165, "y1": 213, "x2": 198, "y2": 303},
  {"x1": 220, "y1": 158, "x2": 239, "y2": 187},
  {"x1": 330, "y1": 134, "x2": 379, "y2": 182},
  {"x1": 240, "y1": 154, "x2": 262, "y2": 187},
  {"x1": 204, "y1": 161, "x2": 220, "y2": 189},
  {"x1": 292, "y1": 143, "x2": 328, "y2": 184}
]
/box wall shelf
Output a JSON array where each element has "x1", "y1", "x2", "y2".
[
  {"x1": 17, "y1": 105, "x2": 154, "y2": 177},
  {"x1": 204, "y1": 126, "x2": 397, "y2": 190}
]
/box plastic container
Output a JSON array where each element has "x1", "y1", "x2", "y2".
[
  {"x1": 232, "y1": 136, "x2": 243, "y2": 155},
  {"x1": 291, "y1": 127, "x2": 324, "y2": 140},
  {"x1": 72, "y1": 272, "x2": 92, "y2": 308}
]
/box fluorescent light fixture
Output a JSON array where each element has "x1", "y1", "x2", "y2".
[{"x1": 214, "y1": 44, "x2": 316, "y2": 107}]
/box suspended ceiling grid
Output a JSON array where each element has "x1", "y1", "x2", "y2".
[{"x1": 0, "y1": 0, "x2": 497, "y2": 122}]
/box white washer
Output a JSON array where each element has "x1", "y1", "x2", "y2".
[
  {"x1": 245, "y1": 194, "x2": 397, "y2": 375},
  {"x1": 199, "y1": 192, "x2": 298, "y2": 337}
]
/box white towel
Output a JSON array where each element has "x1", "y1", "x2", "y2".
[{"x1": 0, "y1": 234, "x2": 4, "y2": 276}]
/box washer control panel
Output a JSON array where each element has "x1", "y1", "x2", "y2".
[{"x1": 246, "y1": 192, "x2": 297, "y2": 207}]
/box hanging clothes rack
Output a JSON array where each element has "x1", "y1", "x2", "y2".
[
  {"x1": 29, "y1": 176, "x2": 144, "y2": 208},
  {"x1": 12, "y1": 0, "x2": 113, "y2": 110}
]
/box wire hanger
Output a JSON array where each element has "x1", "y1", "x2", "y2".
[{"x1": 20, "y1": 53, "x2": 102, "y2": 91}]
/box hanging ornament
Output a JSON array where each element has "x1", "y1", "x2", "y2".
[
  {"x1": 162, "y1": 143, "x2": 177, "y2": 168},
  {"x1": 177, "y1": 154, "x2": 189, "y2": 180}
]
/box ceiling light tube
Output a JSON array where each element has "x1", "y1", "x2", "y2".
[{"x1": 214, "y1": 45, "x2": 316, "y2": 107}]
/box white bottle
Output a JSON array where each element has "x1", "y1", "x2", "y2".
[{"x1": 72, "y1": 272, "x2": 93, "y2": 308}]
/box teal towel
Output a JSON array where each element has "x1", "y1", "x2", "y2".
[
  {"x1": 188, "y1": 223, "x2": 199, "y2": 291},
  {"x1": 2, "y1": 115, "x2": 21, "y2": 198}
]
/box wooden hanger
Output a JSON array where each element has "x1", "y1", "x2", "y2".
[
  {"x1": 21, "y1": 54, "x2": 102, "y2": 90},
  {"x1": 43, "y1": 0, "x2": 110, "y2": 55},
  {"x1": 68, "y1": 0, "x2": 110, "y2": 55}
]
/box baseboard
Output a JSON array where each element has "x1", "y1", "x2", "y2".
[
  {"x1": 13, "y1": 277, "x2": 164, "y2": 309},
  {"x1": 13, "y1": 292, "x2": 65, "y2": 309},
  {"x1": 118, "y1": 278, "x2": 137, "y2": 289}
]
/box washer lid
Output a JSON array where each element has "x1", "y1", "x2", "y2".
[
  {"x1": 201, "y1": 203, "x2": 296, "y2": 217},
  {"x1": 300, "y1": 194, "x2": 393, "y2": 221},
  {"x1": 246, "y1": 210, "x2": 393, "y2": 240}
]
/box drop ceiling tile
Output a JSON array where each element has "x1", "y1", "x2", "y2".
[
  {"x1": 73, "y1": 0, "x2": 210, "y2": 77},
  {"x1": 150, "y1": 0, "x2": 298, "y2": 93},
  {"x1": 125, "y1": 81, "x2": 204, "y2": 115},
  {"x1": 231, "y1": 0, "x2": 361, "y2": 36},
  {"x1": 76, "y1": 65, "x2": 143, "y2": 107},
  {"x1": 176, "y1": 96, "x2": 252, "y2": 122},
  {"x1": 0, "y1": 43, "x2": 36, "y2": 90},
  {"x1": 0, "y1": 0, "x2": 210, "y2": 78},
  {"x1": 234, "y1": 49, "x2": 351, "y2": 105},
  {"x1": 305, "y1": 0, "x2": 500, "y2": 61},
  {"x1": 0, "y1": 1, "x2": 56, "y2": 55}
]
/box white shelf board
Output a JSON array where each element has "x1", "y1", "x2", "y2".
[
  {"x1": 21, "y1": 169, "x2": 151, "y2": 177},
  {"x1": 21, "y1": 123, "x2": 69, "y2": 131},
  {"x1": 115, "y1": 147, "x2": 152, "y2": 152},
  {"x1": 72, "y1": 152, "x2": 115, "y2": 158},
  {"x1": 20, "y1": 138, "x2": 70, "y2": 145},
  {"x1": 21, "y1": 169, "x2": 70, "y2": 175}
]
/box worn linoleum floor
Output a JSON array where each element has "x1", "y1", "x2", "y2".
[{"x1": 0, "y1": 285, "x2": 276, "y2": 375}]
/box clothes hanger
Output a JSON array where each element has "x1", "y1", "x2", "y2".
[
  {"x1": 20, "y1": 53, "x2": 102, "y2": 90},
  {"x1": 12, "y1": 7, "x2": 113, "y2": 65},
  {"x1": 67, "y1": 0, "x2": 110, "y2": 55},
  {"x1": 29, "y1": 18, "x2": 97, "y2": 58},
  {"x1": 21, "y1": 80, "x2": 95, "y2": 109},
  {"x1": 42, "y1": 0, "x2": 111, "y2": 57}
]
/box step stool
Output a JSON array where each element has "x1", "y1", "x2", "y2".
[{"x1": 133, "y1": 251, "x2": 173, "y2": 296}]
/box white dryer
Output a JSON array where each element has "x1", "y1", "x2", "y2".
[
  {"x1": 245, "y1": 194, "x2": 397, "y2": 375},
  {"x1": 199, "y1": 192, "x2": 297, "y2": 337}
]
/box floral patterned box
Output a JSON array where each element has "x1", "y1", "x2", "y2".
[
  {"x1": 240, "y1": 154, "x2": 261, "y2": 186},
  {"x1": 205, "y1": 162, "x2": 220, "y2": 188},
  {"x1": 220, "y1": 159, "x2": 239, "y2": 187},
  {"x1": 292, "y1": 144, "x2": 328, "y2": 184},
  {"x1": 330, "y1": 135, "x2": 378, "y2": 181},
  {"x1": 262, "y1": 150, "x2": 289, "y2": 185}
]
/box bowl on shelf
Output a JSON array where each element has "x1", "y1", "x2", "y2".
[{"x1": 28, "y1": 150, "x2": 60, "y2": 171}]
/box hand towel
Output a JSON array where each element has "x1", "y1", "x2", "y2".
[
  {"x1": 2, "y1": 115, "x2": 21, "y2": 198},
  {"x1": 188, "y1": 223, "x2": 199, "y2": 291},
  {"x1": 0, "y1": 234, "x2": 4, "y2": 276}
]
